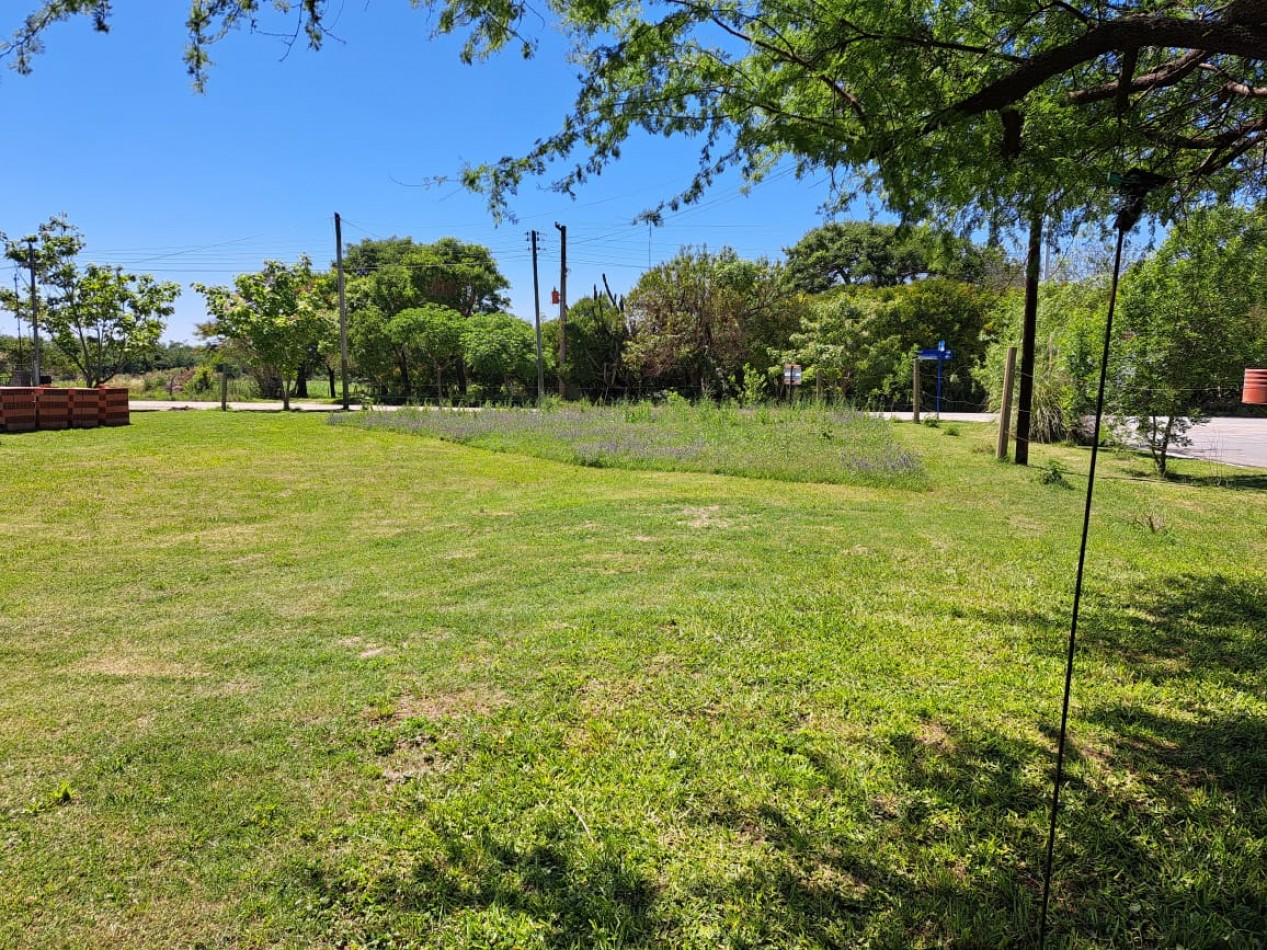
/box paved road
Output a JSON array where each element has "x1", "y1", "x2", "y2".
[
  {"x1": 1169, "y1": 416, "x2": 1267, "y2": 469},
  {"x1": 130, "y1": 400, "x2": 367, "y2": 413},
  {"x1": 129, "y1": 401, "x2": 1267, "y2": 469}
]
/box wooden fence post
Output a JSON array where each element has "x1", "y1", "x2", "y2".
[
  {"x1": 996, "y1": 346, "x2": 1017, "y2": 459},
  {"x1": 912, "y1": 358, "x2": 921, "y2": 423}
]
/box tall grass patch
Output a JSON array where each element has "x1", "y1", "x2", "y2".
[{"x1": 332, "y1": 401, "x2": 926, "y2": 488}]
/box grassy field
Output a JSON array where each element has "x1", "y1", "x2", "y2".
[{"x1": 0, "y1": 411, "x2": 1263, "y2": 948}]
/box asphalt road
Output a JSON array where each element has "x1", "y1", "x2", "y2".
[
  {"x1": 1170, "y1": 416, "x2": 1267, "y2": 469},
  {"x1": 129, "y1": 401, "x2": 1267, "y2": 469}
]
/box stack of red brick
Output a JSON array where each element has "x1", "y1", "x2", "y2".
[
  {"x1": 0, "y1": 386, "x2": 129, "y2": 432},
  {"x1": 34, "y1": 387, "x2": 69, "y2": 429},
  {"x1": 0, "y1": 387, "x2": 37, "y2": 432},
  {"x1": 99, "y1": 387, "x2": 129, "y2": 426}
]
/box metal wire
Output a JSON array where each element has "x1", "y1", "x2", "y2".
[{"x1": 1037, "y1": 221, "x2": 1129, "y2": 948}]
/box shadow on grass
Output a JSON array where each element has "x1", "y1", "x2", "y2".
[
  {"x1": 291, "y1": 712, "x2": 1264, "y2": 946},
  {"x1": 1162, "y1": 470, "x2": 1267, "y2": 492},
  {"x1": 287, "y1": 573, "x2": 1265, "y2": 946},
  {"x1": 1083, "y1": 572, "x2": 1267, "y2": 687}
]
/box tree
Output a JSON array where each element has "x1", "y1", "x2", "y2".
[
  {"x1": 389, "y1": 304, "x2": 465, "y2": 402},
  {"x1": 624, "y1": 247, "x2": 795, "y2": 399},
  {"x1": 978, "y1": 279, "x2": 1110, "y2": 444},
  {"x1": 1115, "y1": 205, "x2": 1267, "y2": 475},
  {"x1": 194, "y1": 257, "x2": 334, "y2": 410},
  {"x1": 786, "y1": 279, "x2": 993, "y2": 407},
  {"x1": 0, "y1": 216, "x2": 179, "y2": 386},
  {"x1": 15, "y1": 4, "x2": 1265, "y2": 209},
  {"x1": 785, "y1": 293, "x2": 903, "y2": 402},
  {"x1": 785, "y1": 222, "x2": 994, "y2": 294},
  {"x1": 347, "y1": 305, "x2": 401, "y2": 400},
  {"x1": 460, "y1": 311, "x2": 538, "y2": 399},
  {"x1": 544, "y1": 295, "x2": 630, "y2": 400},
  {"x1": 343, "y1": 237, "x2": 510, "y2": 397}
]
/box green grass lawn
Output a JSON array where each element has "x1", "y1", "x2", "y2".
[{"x1": 0, "y1": 412, "x2": 1263, "y2": 948}]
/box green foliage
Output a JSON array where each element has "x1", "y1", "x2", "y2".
[
  {"x1": 389, "y1": 304, "x2": 465, "y2": 402},
  {"x1": 10, "y1": 3, "x2": 1267, "y2": 239},
  {"x1": 624, "y1": 247, "x2": 797, "y2": 400},
  {"x1": 343, "y1": 237, "x2": 511, "y2": 401},
  {"x1": 784, "y1": 221, "x2": 997, "y2": 294},
  {"x1": 979, "y1": 280, "x2": 1110, "y2": 444},
  {"x1": 543, "y1": 296, "x2": 631, "y2": 399},
  {"x1": 785, "y1": 292, "x2": 903, "y2": 402},
  {"x1": 0, "y1": 216, "x2": 178, "y2": 386},
  {"x1": 787, "y1": 279, "x2": 993, "y2": 408},
  {"x1": 1116, "y1": 205, "x2": 1267, "y2": 475},
  {"x1": 194, "y1": 257, "x2": 335, "y2": 410},
  {"x1": 460, "y1": 311, "x2": 539, "y2": 398}
]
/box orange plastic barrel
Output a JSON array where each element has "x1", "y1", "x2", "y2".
[{"x1": 1244, "y1": 368, "x2": 1267, "y2": 405}]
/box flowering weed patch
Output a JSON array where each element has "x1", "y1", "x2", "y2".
[{"x1": 333, "y1": 401, "x2": 925, "y2": 488}]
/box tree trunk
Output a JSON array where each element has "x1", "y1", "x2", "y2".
[
  {"x1": 1014, "y1": 213, "x2": 1043, "y2": 466},
  {"x1": 282, "y1": 375, "x2": 291, "y2": 411},
  {"x1": 295, "y1": 367, "x2": 309, "y2": 398},
  {"x1": 327, "y1": 367, "x2": 336, "y2": 398},
  {"x1": 397, "y1": 351, "x2": 412, "y2": 401},
  {"x1": 435, "y1": 361, "x2": 443, "y2": 404},
  {"x1": 457, "y1": 356, "x2": 469, "y2": 395}
]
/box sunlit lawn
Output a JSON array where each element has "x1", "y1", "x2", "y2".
[{"x1": 0, "y1": 411, "x2": 1263, "y2": 947}]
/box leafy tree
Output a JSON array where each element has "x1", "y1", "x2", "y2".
[
  {"x1": 390, "y1": 304, "x2": 465, "y2": 402},
  {"x1": 785, "y1": 222, "x2": 994, "y2": 294},
  {"x1": 624, "y1": 247, "x2": 795, "y2": 399},
  {"x1": 978, "y1": 280, "x2": 1109, "y2": 444},
  {"x1": 347, "y1": 305, "x2": 402, "y2": 400},
  {"x1": 544, "y1": 296, "x2": 630, "y2": 400},
  {"x1": 194, "y1": 257, "x2": 335, "y2": 410},
  {"x1": 460, "y1": 311, "x2": 539, "y2": 399},
  {"x1": 18, "y1": 4, "x2": 1263, "y2": 215},
  {"x1": 785, "y1": 294, "x2": 903, "y2": 403},
  {"x1": 0, "y1": 216, "x2": 179, "y2": 386},
  {"x1": 344, "y1": 236, "x2": 510, "y2": 397},
  {"x1": 1115, "y1": 206, "x2": 1267, "y2": 475},
  {"x1": 786, "y1": 279, "x2": 992, "y2": 407}
]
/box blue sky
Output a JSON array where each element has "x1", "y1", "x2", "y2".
[{"x1": 2, "y1": 3, "x2": 864, "y2": 342}]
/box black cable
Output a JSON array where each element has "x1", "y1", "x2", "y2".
[{"x1": 1037, "y1": 222, "x2": 1129, "y2": 948}]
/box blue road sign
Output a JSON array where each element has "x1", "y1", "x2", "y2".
[{"x1": 916, "y1": 344, "x2": 954, "y2": 414}]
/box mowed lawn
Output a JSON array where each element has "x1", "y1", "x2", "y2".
[{"x1": 0, "y1": 411, "x2": 1263, "y2": 948}]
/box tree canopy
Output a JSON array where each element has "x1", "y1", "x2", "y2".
[
  {"x1": 1116, "y1": 204, "x2": 1267, "y2": 473},
  {"x1": 0, "y1": 215, "x2": 179, "y2": 386},
  {"x1": 195, "y1": 257, "x2": 334, "y2": 410},
  {"x1": 784, "y1": 222, "x2": 994, "y2": 294}
]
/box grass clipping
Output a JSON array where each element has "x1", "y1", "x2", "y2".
[{"x1": 333, "y1": 402, "x2": 925, "y2": 488}]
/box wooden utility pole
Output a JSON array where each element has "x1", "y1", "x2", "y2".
[
  {"x1": 1015, "y1": 214, "x2": 1043, "y2": 465},
  {"x1": 529, "y1": 230, "x2": 545, "y2": 403},
  {"x1": 996, "y1": 345, "x2": 1017, "y2": 460},
  {"x1": 912, "y1": 358, "x2": 921, "y2": 423},
  {"x1": 555, "y1": 221, "x2": 567, "y2": 397},
  {"x1": 27, "y1": 240, "x2": 41, "y2": 384},
  {"x1": 334, "y1": 213, "x2": 351, "y2": 411}
]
